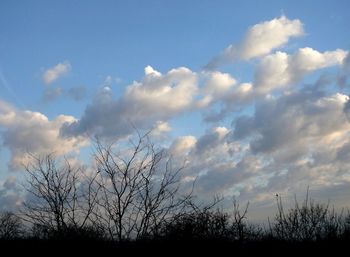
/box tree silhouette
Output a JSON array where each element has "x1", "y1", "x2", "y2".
[
  {"x1": 92, "y1": 132, "x2": 193, "y2": 240},
  {"x1": 21, "y1": 154, "x2": 100, "y2": 238},
  {"x1": 0, "y1": 212, "x2": 22, "y2": 239}
]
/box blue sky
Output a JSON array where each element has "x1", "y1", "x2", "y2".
[
  {"x1": 1, "y1": 0, "x2": 350, "y2": 218},
  {"x1": 1, "y1": 0, "x2": 349, "y2": 111}
]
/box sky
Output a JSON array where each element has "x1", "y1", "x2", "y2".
[{"x1": 1, "y1": 0, "x2": 350, "y2": 219}]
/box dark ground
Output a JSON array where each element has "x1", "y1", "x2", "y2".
[{"x1": 1, "y1": 238, "x2": 348, "y2": 256}]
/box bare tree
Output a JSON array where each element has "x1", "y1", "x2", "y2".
[
  {"x1": 0, "y1": 212, "x2": 23, "y2": 239},
  {"x1": 232, "y1": 199, "x2": 250, "y2": 241},
  {"x1": 270, "y1": 190, "x2": 346, "y2": 241},
  {"x1": 93, "y1": 132, "x2": 193, "y2": 240},
  {"x1": 21, "y1": 154, "x2": 99, "y2": 238}
]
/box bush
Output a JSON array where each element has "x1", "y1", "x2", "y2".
[
  {"x1": 161, "y1": 209, "x2": 231, "y2": 240},
  {"x1": 30, "y1": 223, "x2": 106, "y2": 240},
  {"x1": 0, "y1": 212, "x2": 23, "y2": 239},
  {"x1": 270, "y1": 191, "x2": 348, "y2": 241}
]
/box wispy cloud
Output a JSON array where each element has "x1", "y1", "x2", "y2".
[
  {"x1": 66, "y1": 85, "x2": 87, "y2": 101},
  {"x1": 0, "y1": 68, "x2": 25, "y2": 108},
  {"x1": 42, "y1": 61, "x2": 71, "y2": 85}
]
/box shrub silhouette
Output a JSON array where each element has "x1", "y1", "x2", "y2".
[
  {"x1": 159, "y1": 198, "x2": 261, "y2": 242},
  {"x1": 0, "y1": 212, "x2": 22, "y2": 239},
  {"x1": 161, "y1": 207, "x2": 231, "y2": 240},
  {"x1": 269, "y1": 190, "x2": 350, "y2": 241},
  {"x1": 30, "y1": 222, "x2": 105, "y2": 240}
]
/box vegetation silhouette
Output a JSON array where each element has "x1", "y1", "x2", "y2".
[{"x1": 0, "y1": 132, "x2": 349, "y2": 255}]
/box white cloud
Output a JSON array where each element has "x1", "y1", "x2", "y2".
[
  {"x1": 167, "y1": 128, "x2": 250, "y2": 197},
  {"x1": 200, "y1": 80, "x2": 256, "y2": 123},
  {"x1": 169, "y1": 88, "x2": 350, "y2": 202},
  {"x1": 198, "y1": 71, "x2": 237, "y2": 107},
  {"x1": 291, "y1": 48, "x2": 347, "y2": 71},
  {"x1": 202, "y1": 47, "x2": 347, "y2": 123},
  {"x1": 144, "y1": 65, "x2": 162, "y2": 77},
  {"x1": 203, "y1": 71, "x2": 236, "y2": 96},
  {"x1": 206, "y1": 16, "x2": 304, "y2": 69},
  {"x1": 255, "y1": 48, "x2": 348, "y2": 93},
  {"x1": 230, "y1": 90, "x2": 350, "y2": 202},
  {"x1": 240, "y1": 15, "x2": 304, "y2": 60},
  {"x1": 169, "y1": 135, "x2": 197, "y2": 156},
  {"x1": 0, "y1": 100, "x2": 88, "y2": 169},
  {"x1": 223, "y1": 82, "x2": 255, "y2": 106},
  {"x1": 234, "y1": 91, "x2": 350, "y2": 155},
  {"x1": 125, "y1": 66, "x2": 198, "y2": 115},
  {"x1": 61, "y1": 66, "x2": 198, "y2": 138},
  {"x1": 254, "y1": 51, "x2": 290, "y2": 93},
  {"x1": 42, "y1": 61, "x2": 71, "y2": 85},
  {"x1": 150, "y1": 120, "x2": 172, "y2": 137}
]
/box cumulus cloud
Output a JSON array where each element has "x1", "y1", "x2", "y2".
[
  {"x1": 229, "y1": 89, "x2": 350, "y2": 201},
  {"x1": 255, "y1": 48, "x2": 348, "y2": 94},
  {"x1": 150, "y1": 120, "x2": 172, "y2": 138},
  {"x1": 202, "y1": 47, "x2": 347, "y2": 123},
  {"x1": 203, "y1": 81, "x2": 256, "y2": 122},
  {"x1": 125, "y1": 66, "x2": 198, "y2": 115},
  {"x1": 195, "y1": 155, "x2": 264, "y2": 196},
  {"x1": 0, "y1": 176, "x2": 23, "y2": 211},
  {"x1": 240, "y1": 15, "x2": 304, "y2": 59},
  {"x1": 0, "y1": 100, "x2": 88, "y2": 169},
  {"x1": 169, "y1": 135, "x2": 197, "y2": 156},
  {"x1": 234, "y1": 91, "x2": 350, "y2": 154},
  {"x1": 61, "y1": 66, "x2": 198, "y2": 138},
  {"x1": 42, "y1": 61, "x2": 71, "y2": 85},
  {"x1": 206, "y1": 16, "x2": 304, "y2": 69},
  {"x1": 168, "y1": 86, "x2": 350, "y2": 203},
  {"x1": 167, "y1": 127, "x2": 251, "y2": 197},
  {"x1": 197, "y1": 71, "x2": 237, "y2": 107},
  {"x1": 203, "y1": 72, "x2": 236, "y2": 96},
  {"x1": 194, "y1": 126, "x2": 230, "y2": 155},
  {"x1": 338, "y1": 52, "x2": 350, "y2": 88}
]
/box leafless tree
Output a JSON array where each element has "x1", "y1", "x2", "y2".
[
  {"x1": 232, "y1": 199, "x2": 250, "y2": 241},
  {"x1": 0, "y1": 212, "x2": 23, "y2": 239},
  {"x1": 270, "y1": 189, "x2": 346, "y2": 241},
  {"x1": 21, "y1": 154, "x2": 100, "y2": 238},
  {"x1": 92, "y1": 132, "x2": 193, "y2": 240}
]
